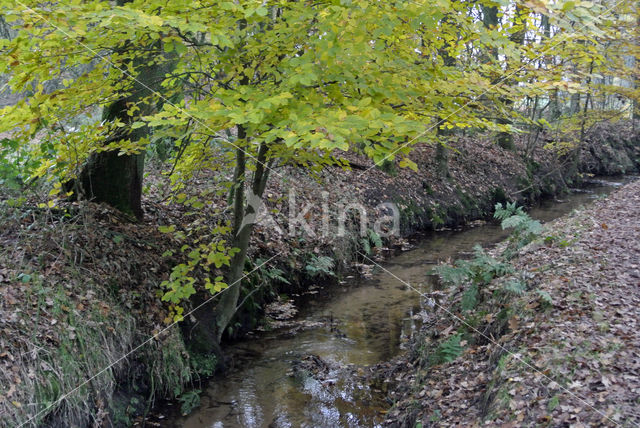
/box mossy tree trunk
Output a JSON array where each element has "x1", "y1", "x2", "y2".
[
  {"x1": 78, "y1": 52, "x2": 163, "y2": 220},
  {"x1": 79, "y1": 145, "x2": 145, "y2": 220},
  {"x1": 78, "y1": 0, "x2": 168, "y2": 221}
]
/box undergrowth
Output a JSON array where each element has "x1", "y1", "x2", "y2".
[
  {"x1": 424, "y1": 202, "x2": 544, "y2": 367},
  {"x1": 0, "y1": 202, "x2": 193, "y2": 427}
]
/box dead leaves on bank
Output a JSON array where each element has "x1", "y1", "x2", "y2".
[
  {"x1": 376, "y1": 179, "x2": 640, "y2": 427},
  {"x1": 0, "y1": 202, "x2": 177, "y2": 424}
]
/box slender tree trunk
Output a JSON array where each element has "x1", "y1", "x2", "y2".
[
  {"x1": 565, "y1": 60, "x2": 595, "y2": 180},
  {"x1": 434, "y1": 13, "x2": 456, "y2": 178},
  {"x1": 633, "y1": 13, "x2": 640, "y2": 122},
  {"x1": 634, "y1": 84, "x2": 639, "y2": 122},
  {"x1": 496, "y1": 5, "x2": 527, "y2": 150},
  {"x1": 541, "y1": 15, "x2": 561, "y2": 121},
  {"x1": 215, "y1": 137, "x2": 270, "y2": 342},
  {"x1": 570, "y1": 91, "x2": 581, "y2": 115},
  {"x1": 481, "y1": 3, "x2": 519, "y2": 150}
]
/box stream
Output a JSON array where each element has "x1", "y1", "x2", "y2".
[{"x1": 162, "y1": 178, "x2": 628, "y2": 428}]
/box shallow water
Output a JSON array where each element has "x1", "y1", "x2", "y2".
[{"x1": 164, "y1": 178, "x2": 628, "y2": 428}]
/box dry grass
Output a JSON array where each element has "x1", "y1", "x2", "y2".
[{"x1": 0, "y1": 200, "x2": 190, "y2": 427}]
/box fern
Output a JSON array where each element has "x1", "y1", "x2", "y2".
[
  {"x1": 368, "y1": 229, "x2": 383, "y2": 248},
  {"x1": 431, "y1": 263, "x2": 472, "y2": 286},
  {"x1": 501, "y1": 214, "x2": 529, "y2": 230},
  {"x1": 494, "y1": 202, "x2": 542, "y2": 258},
  {"x1": 361, "y1": 229, "x2": 383, "y2": 255},
  {"x1": 469, "y1": 245, "x2": 513, "y2": 284},
  {"x1": 432, "y1": 245, "x2": 512, "y2": 288},
  {"x1": 494, "y1": 201, "x2": 524, "y2": 220},
  {"x1": 461, "y1": 284, "x2": 478, "y2": 311},
  {"x1": 265, "y1": 267, "x2": 290, "y2": 285},
  {"x1": 503, "y1": 279, "x2": 527, "y2": 295},
  {"x1": 536, "y1": 289, "x2": 553, "y2": 307},
  {"x1": 429, "y1": 334, "x2": 464, "y2": 365},
  {"x1": 305, "y1": 255, "x2": 335, "y2": 277},
  {"x1": 361, "y1": 237, "x2": 371, "y2": 255},
  {"x1": 254, "y1": 259, "x2": 291, "y2": 285}
]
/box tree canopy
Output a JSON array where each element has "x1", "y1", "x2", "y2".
[{"x1": 0, "y1": 0, "x2": 638, "y2": 335}]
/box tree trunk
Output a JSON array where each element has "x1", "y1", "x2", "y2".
[
  {"x1": 481, "y1": 3, "x2": 517, "y2": 150},
  {"x1": 541, "y1": 15, "x2": 561, "y2": 121},
  {"x1": 434, "y1": 13, "x2": 456, "y2": 178},
  {"x1": 633, "y1": 13, "x2": 640, "y2": 122},
  {"x1": 497, "y1": 5, "x2": 527, "y2": 150},
  {"x1": 79, "y1": 148, "x2": 145, "y2": 220},
  {"x1": 215, "y1": 137, "x2": 270, "y2": 343},
  {"x1": 78, "y1": 0, "x2": 166, "y2": 220},
  {"x1": 570, "y1": 92, "x2": 581, "y2": 115}
]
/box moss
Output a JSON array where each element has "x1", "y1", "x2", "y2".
[
  {"x1": 491, "y1": 187, "x2": 508, "y2": 206},
  {"x1": 455, "y1": 186, "x2": 481, "y2": 218},
  {"x1": 396, "y1": 197, "x2": 428, "y2": 232}
]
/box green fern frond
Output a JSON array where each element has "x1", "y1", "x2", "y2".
[
  {"x1": 461, "y1": 284, "x2": 478, "y2": 311},
  {"x1": 503, "y1": 279, "x2": 526, "y2": 295},
  {"x1": 429, "y1": 334, "x2": 464, "y2": 366}
]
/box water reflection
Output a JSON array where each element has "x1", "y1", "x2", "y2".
[{"x1": 168, "y1": 178, "x2": 629, "y2": 428}]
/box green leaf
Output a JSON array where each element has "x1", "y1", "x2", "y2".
[
  {"x1": 159, "y1": 225, "x2": 176, "y2": 233},
  {"x1": 207, "y1": 251, "x2": 229, "y2": 268},
  {"x1": 398, "y1": 157, "x2": 417, "y2": 172},
  {"x1": 430, "y1": 334, "x2": 464, "y2": 365}
]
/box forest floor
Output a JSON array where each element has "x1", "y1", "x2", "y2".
[{"x1": 374, "y1": 178, "x2": 640, "y2": 427}]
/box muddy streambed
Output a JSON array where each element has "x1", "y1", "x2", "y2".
[{"x1": 163, "y1": 178, "x2": 628, "y2": 428}]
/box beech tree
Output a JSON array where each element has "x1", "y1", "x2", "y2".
[
  {"x1": 0, "y1": 0, "x2": 638, "y2": 345},
  {"x1": 76, "y1": 41, "x2": 164, "y2": 220}
]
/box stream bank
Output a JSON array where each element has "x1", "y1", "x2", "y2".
[
  {"x1": 157, "y1": 178, "x2": 634, "y2": 427},
  {"x1": 372, "y1": 178, "x2": 640, "y2": 427},
  {"x1": 1, "y1": 122, "x2": 638, "y2": 427},
  {"x1": 211, "y1": 121, "x2": 640, "y2": 345},
  {"x1": 211, "y1": 122, "x2": 640, "y2": 339}
]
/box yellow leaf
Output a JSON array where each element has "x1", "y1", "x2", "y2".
[
  {"x1": 144, "y1": 15, "x2": 164, "y2": 27},
  {"x1": 398, "y1": 157, "x2": 418, "y2": 172}
]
